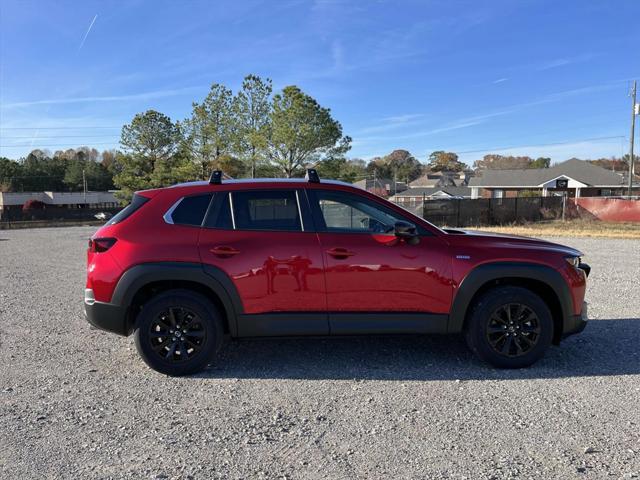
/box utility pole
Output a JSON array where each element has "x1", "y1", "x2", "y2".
[
  {"x1": 82, "y1": 168, "x2": 87, "y2": 205},
  {"x1": 393, "y1": 168, "x2": 397, "y2": 195},
  {"x1": 628, "y1": 80, "x2": 637, "y2": 197},
  {"x1": 373, "y1": 168, "x2": 377, "y2": 193}
]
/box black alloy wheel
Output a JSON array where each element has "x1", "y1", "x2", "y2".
[
  {"x1": 485, "y1": 303, "x2": 541, "y2": 357},
  {"x1": 464, "y1": 286, "x2": 553, "y2": 369},
  {"x1": 134, "y1": 289, "x2": 223, "y2": 376},
  {"x1": 148, "y1": 306, "x2": 207, "y2": 363}
]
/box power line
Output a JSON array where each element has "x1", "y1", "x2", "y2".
[
  {"x1": 0, "y1": 134, "x2": 120, "y2": 139},
  {"x1": 0, "y1": 142, "x2": 118, "y2": 148},
  {"x1": 0, "y1": 126, "x2": 121, "y2": 130}
]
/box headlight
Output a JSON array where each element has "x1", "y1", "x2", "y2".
[{"x1": 565, "y1": 256, "x2": 581, "y2": 268}]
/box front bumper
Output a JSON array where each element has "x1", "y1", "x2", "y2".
[
  {"x1": 563, "y1": 301, "x2": 588, "y2": 338},
  {"x1": 84, "y1": 289, "x2": 129, "y2": 336}
]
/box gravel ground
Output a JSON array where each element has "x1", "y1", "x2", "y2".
[{"x1": 1, "y1": 226, "x2": 639, "y2": 479}]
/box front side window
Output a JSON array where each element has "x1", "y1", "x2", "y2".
[
  {"x1": 232, "y1": 190, "x2": 302, "y2": 231},
  {"x1": 312, "y1": 190, "x2": 412, "y2": 234}
]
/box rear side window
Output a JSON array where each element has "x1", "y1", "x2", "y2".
[
  {"x1": 168, "y1": 194, "x2": 212, "y2": 226},
  {"x1": 232, "y1": 190, "x2": 302, "y2": 231},
  {"x1": 106, "y1": 194, "x2": 149, "y2": 225},
  {"x1": 203, "y1": 193, "x2": 234, "y2": 230}
]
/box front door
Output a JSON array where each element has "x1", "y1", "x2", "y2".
[
  {"x1": 198, "y1": 188, "x2": 328, "y2": 336},
  {"x1": 306, "y1": 188, "x2": 452, "y2": 334}
]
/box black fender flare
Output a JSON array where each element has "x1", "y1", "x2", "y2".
[
  {"x1": 111, "y1": 262, "x2": 243, "y2": 336},
  {"x1": 447, "y1": 262, "x2": 574, "y2": 336}
]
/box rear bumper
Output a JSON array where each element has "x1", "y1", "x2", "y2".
[
  {"x1": 563, "y1": 302, "x2": 588, "y2": 338},
  {"x1": 84, "y1": 289, "x2": 128, "y2": 336}
]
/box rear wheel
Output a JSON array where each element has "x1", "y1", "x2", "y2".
[
  {"x1": 133, "y1": 289, "x2": 223, "y2": 376},
  {"x1": 464, "y1": 286, "x2": 553, "y2": 369}
]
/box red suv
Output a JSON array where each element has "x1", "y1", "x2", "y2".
[{"x1": 85, "y1": 170, "x2": 589, "y2": 375}]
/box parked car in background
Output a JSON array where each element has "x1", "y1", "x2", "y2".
[{"x1": 94, "y1": 212, "x2": 113, "y2": 221}]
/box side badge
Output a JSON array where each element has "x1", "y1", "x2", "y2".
[{"x1": 456, "y1": 255, "x2": 471, "y2": 260}]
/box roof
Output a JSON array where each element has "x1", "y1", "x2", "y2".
[
  {"x1": 393, "y1": 186, "x2": 471, "y2": 198},
  {"x1": 469, "y1": 159, "x2": 625, "y2": 188},
  {"x1": 409, "y1": 177, "x2": 439, "y2": 187}
]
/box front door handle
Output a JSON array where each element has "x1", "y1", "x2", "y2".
[
  {"x1": 210, "y1": 246, "x2": 240, "y2": 257},
  {"x1": 326, "y1": 247, "x2": 355, "y2": 259}
]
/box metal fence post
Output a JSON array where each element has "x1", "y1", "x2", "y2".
[
  {"x1": 488, "y1": 199, "x2": 493, "y2": 225},
  {"x1": 514, "y1": 197, "x2": 518, "y2": 222}
]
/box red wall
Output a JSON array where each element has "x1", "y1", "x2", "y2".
[{"x1": 572, "y1": 198, "x2": 640, "y2": 222}]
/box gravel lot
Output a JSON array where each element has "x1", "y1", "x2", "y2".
[{"x1": 1, "y1": 226, "x2": 639, "y2": 479}]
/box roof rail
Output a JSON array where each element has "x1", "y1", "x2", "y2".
[
  {"x1": 209, "y1": 170, "x2": 223, "y2": 185},
  {"x1": 305, "y1": 168, "x2": 320, "y2": 183}
]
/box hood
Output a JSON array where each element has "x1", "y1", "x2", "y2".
[{"x1": 443, "y1": 228, "x2": 583, "y2": 257}]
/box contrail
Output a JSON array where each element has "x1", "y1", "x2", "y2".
[
  {"x1": 27, "y1": 14, "x2": 98, "y2": 148},
  {"x1": 78, "y1": 14, "x2": 98, "y2": 51}
]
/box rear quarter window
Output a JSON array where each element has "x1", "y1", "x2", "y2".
[{"x1": 167, "y1": 194, "x2": 213, "y2": 226}]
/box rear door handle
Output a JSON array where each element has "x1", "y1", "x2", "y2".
[
  {"x1": 326, "y1": 247, "x2": 355, "y2": 259},
  {"x1": 210, "y1": 246, "x2": 240, "y2": 257}
]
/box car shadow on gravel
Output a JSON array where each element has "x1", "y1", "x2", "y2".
[{"x1": 197, "y1": 318, "x2": 640, "y2": 381}]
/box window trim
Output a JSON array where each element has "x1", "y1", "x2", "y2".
[
  {"x1": 162, "y1": 198, "x2": 182, "y2": 225},
  {"x1": 228, "y1": 192, "x2": 237, "y2": 229},
  {"x1": 295, "y1": 190, "x2": 305, "y2": 232}
]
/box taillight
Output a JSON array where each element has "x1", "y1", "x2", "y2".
[{"x1": 88, "y1": 237, "x2": 117, "y2": 253}]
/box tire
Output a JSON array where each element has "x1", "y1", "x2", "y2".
[
  {"x1": 464, "y1": 286, "x2": 553, "y2": 369},
  {"x1": 133, "y1": 289, "x2": 223, "y2": 376}
]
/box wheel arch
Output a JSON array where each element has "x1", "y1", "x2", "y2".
[
  {"x1": 111, "y1": 263, "x2": 243, "y2": 337},
  {"x1": 448, "y1": 262, "x2": 573, "y2": 344}
]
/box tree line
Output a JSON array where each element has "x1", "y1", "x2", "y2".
[
  {"x1": 0, "y1": 147, "x2": 115, "y2": 192},
  {"x1": 0, "y1": 74, "x2": 633, "y2": 197}
]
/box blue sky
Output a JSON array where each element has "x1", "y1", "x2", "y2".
[{"x1": 1, "y1": 0, "x2": 638, "y2": 166}]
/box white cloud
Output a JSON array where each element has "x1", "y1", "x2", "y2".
[
  {"x1": 536, "y1": 53, "x2": 595, "y2": 71},
  {"x1": 383, "y1": 113, "x2": 425, "y2": 123},
  {"x1": 1, "y1": 86, "x2": 203, "y2": 109}
]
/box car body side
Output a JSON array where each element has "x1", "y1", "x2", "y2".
[{"x1": 85, "y1": 180, "x2": 587, "y2": 342}]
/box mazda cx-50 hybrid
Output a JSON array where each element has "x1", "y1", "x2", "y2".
[{"x1": 85, "y1": 170, "x2": 589, "y2": 375}]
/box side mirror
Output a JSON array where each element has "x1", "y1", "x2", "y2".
[{"x1": 394, "y1": 221, "x2": 419, "y2": 245}]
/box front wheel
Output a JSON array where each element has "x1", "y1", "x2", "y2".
[
  {"x1": 464, "y1": 286, "x2": 553, "y2": 369},
  {"x1": 133, "y1": 289, "x2": 223, "y2": 376}
]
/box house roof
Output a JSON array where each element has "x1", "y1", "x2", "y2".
[
  {"x1": 393, "y1": 186, "x2": 471, "y2": 198},
  {"x1": 469, "y1": 159, "x2": 625, "y2": 188},
  {"x1": 408, "y1": 176, "x2": 440, "y2": 187}
]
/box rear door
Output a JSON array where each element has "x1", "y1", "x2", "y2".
[{"x1": 198, "y1": 188, "x2": 328, "y2": 336}]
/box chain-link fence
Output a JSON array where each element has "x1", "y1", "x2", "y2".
[{"x1": 391, "y1": 196, "x2": 565, "y2": 227}]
